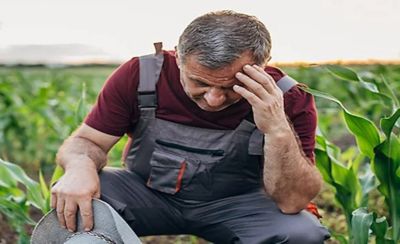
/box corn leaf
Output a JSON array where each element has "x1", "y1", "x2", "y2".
[
  {"x1": 301, "y1": 87, "x2": 381, "y2": 159},
  {"x1": 315, "y1": 136, "x2": 362, "y2": 227},
  {"x1": 381, "y1": 108, "x2": 400, "y2": 139},
  {"x1": 358, "y1": 166, "x2": 376, "y2": 207},
  {"x1": 351, "y1": 208, "x2": 373, "y2": 244},
  {"x1": 325, "y1": 65, "x2": 359, "y2": 82},
  {"x1": 75, "y1": 82, "x2": 88, "y2": 126},
  {"x1": 50, "y1": 165, "x2": 64, "y2": 186},
  {"x1": 372, "y1": 136, "x2": 400, "y2": 241},
  {"x1": 39, "y1": 170, "x2": 50, "y2": 213},
  {"x1": 325, "y1": 65, "x2": 380, "y2": 93},
  {"x1": 0, "y1": 159, "x2": 46, "y2": 211},
  {"x1": 0, "y1": 197, "x2": 36, "y2": 226},
  {"x1": 371, "y1": 214, "x2": 396, "y2": 244}
]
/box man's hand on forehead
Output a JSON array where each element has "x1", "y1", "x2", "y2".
[{"x1": 233, "y1": 64, "x2": 290, "y2": 135}]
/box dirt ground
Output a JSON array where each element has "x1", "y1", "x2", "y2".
[{"x1": 0, "y1": 214, "x2": 17, "y2": 244}]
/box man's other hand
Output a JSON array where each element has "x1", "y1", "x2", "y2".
[{"x1": 50, "y1": 161, "x2": 100, "y2": 232}]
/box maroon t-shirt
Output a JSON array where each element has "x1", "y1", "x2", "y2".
[{"x1": 85, "y1": 51, "x2": 317, "y2": 164}]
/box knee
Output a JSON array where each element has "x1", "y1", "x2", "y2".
[
  {"x1": 279, "y1": 212, "x2": 330, "y2": 244},
  {"x1": 283, "y1": 228, "x2": 329, "y2": 244}
]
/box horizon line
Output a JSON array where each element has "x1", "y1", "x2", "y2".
[{"x1": 1, "y1": 58, "x2": 400, "y2": 67}]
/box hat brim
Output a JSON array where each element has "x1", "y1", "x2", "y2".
[{"x1": 31, "y1": 199, "x2": 141, "y2": 244}]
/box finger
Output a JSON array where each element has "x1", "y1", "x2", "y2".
[
  {"x1": 241, "y1": 65, "x2": 277, "y2": 94},
  {"x1": 94, "y1": 186, "x2": 100, "y2": 199},
  {"x1": 64, "y1": 200, "x2": 78, "y2": 232},
  {"x1": 233, "y1": 84, "x2": 263, "y2": 107},
  {"x1": 50, "y1": 190, "x2": 57, "y2": 209},
  {"x1": 252, "y1": 65, "x2": 280, "y2": 89},
  {"x1": 56, "y1": 197, "x2": 66, "y2": 229},
  {"x1": 235, "y1": 72, "x2": 270, "y2": 101},
  {"x1": 79, "y1": 199, "x2": 94, "y2": 231}
]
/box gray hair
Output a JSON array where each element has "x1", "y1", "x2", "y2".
[{"x1": 177, "y1": 10, "x2": 271, "y2": 69}]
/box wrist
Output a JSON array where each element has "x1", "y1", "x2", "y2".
[
  {"x1": 63, "y1": 155, "x2": 98, "y2": 172},
  {"x1": 264, "y1": 123, "x2": 293, "y2": 139}
]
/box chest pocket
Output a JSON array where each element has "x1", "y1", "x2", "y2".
[
  {"x1": 147, "y1": 138, "x2": 225, "y2": 194},
  {"x1": 147, "y1": 150, "x2": 197, "y2": 194}
]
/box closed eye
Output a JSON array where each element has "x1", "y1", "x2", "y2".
[{"x1": 192, "y1": 79, "x2": 209, "y2": 87}]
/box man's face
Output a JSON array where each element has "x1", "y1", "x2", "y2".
[{"x1": 178, "y1": 53, "x2": 255, "y2": 112}]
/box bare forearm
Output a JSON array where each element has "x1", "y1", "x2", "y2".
[
  {"x1": 263, "y1": 125, "x2": 322, "y2": 213},
  {"x1": 56, "y1": 136, "x2": 107, "y2": 172}
]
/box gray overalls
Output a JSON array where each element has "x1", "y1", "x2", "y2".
[{"x1": 99, "y1": 53, "x2": 330, "y2": 243}]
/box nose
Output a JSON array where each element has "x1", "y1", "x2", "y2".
[{"x1": 204, "y1": 87, "x2": 226, "y2": 107}]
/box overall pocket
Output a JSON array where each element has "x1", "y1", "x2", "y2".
[{"x1": 147, "y1": 150, "x2": 199, "y2": 194}]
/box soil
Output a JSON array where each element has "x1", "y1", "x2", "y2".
[{"x1": 0, "y1": 214, "x2": 17, "y2": 244}]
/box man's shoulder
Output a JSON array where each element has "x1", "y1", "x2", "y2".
[{"x1": 264, "y1": 66, "x2": 286, "y2": 82}]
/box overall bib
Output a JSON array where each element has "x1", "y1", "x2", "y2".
[{"x1": 99, "y1": 52, "x2": 330, "y2": 243}]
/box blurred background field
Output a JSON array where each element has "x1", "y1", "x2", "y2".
[
  {"x1": 1, "y1": 63, "x2": 399, "y2": 243},
  {"x1": 2, "y1": 0, "x2": 400, "y2": 242}
]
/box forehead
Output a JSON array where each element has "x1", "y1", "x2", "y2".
[{"x1": 182, "y1": 53, "x2": 254, "y2": 85}]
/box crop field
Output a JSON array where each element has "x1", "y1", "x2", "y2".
[{"x1": 0, "y1": 63, "x2": 399, "y2": 243}]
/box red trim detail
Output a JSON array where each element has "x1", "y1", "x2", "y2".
[
  {"x1": 306, "y1": 202, "x2": 322, "y2": 219},
  {"x1": 175, "y1": 161, "x2": 186, "y2": 192}
]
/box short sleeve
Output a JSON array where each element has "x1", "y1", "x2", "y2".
[{"x1": 84, "y1": 58, "x2": 140, "y2": 136}]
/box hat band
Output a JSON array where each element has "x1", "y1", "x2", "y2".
[{"x1": 65, "y1": 231, "x2": 116, "y2": 244}]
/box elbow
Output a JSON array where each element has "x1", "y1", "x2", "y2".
[
  {"x1": 276, "y1": 194, "x2": 312, "y2": 214},
  {"x1": 277, "y1": 204, "x2": 305, "y2": 214},
  {"x1": 277, "y1": 173, "x2": 323, "y2": 215}
]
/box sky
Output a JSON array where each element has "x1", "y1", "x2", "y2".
[{"x1": 0, "y1": 0, "x2": 399, "y2": 64}]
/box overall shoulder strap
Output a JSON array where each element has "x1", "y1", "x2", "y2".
[
  {"x1": 124, "y1": 43, "x2": 164, "y2": 165},
  {"x1": 137, "y1": 43, "x2": 164, "y2": 108},
  {"x1": 276, "y1": 75, "x2": 298, "y2": 93}
]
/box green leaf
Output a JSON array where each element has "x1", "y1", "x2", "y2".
[
  {"x1": 0, "y1": 186, "x2": 26, "y2": 201},
  {"x1": 315, "y1": 135, "x2": 362, "y2": 230},
  {"x1": 372, "y1": 137, "x2": 400, "y2": 241},
  {"x1": 381, "y1": 108, "x2": 400, "y2": 139},
  {"x1": 302, "y1": 87, "x2": 381, "y2": 159},
  {"x1": 39, "y1": 170, "x2": 50, "y2": 213},
  {"x1": 325, "y1": 65, "x2": 379, "y2": 93},
  {"x1": 0, "y1": 197, "x2": 36, "y2": 226},
  {"x1": 75, "y1": 82, "x2": 88, "y2": 126},
  {"x1": 343, "y1": 112, "x2": 380, "y2": 158},
  {"x1": 325, "y1": 65, "x2": 359, "y2": 82},
  {"x1": 371, "y1": 214, "x2": 388, "y2": 243},
  {"x1": 351, "y1": 208, "x2": 373, "y2": 244},
  {"x1": 380, "y1": 74, "x2": 400, "y2": 109},
  {"x1": 0, "y1": 159, "x2": 46, "y2": 212},
  {"x1": 359, "y1": 166, "x2": 376, "y2": 207},
  {"x1": 315, "y1": 148, "x2": 335, "y2": 185},
  {"x1": 329, "y1": 230, "x2": 349, "y2": 244},
  {"x1": 0, "y1": 162, "x2": 17, "y2": 188},
  {"x1": 39, "y1": 170, "x2": 49, "y2": 198},
  {"x1": 50, "y1": 165, "x2": 64, "y2": 186}
]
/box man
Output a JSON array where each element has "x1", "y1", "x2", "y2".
[{"x1": 51, "y1": 10, "x2": 330, "y2": 243}]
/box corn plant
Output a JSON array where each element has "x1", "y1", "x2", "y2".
[
  {"x1": 302, "y1": 65, "x2": 400, "y2": 243},
  {"x1": 0, "y1": 79, "x2": 89, "y2": 242},
  {"x1": 0, "y1": 158, "x2": 45, "y2": 243}
]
